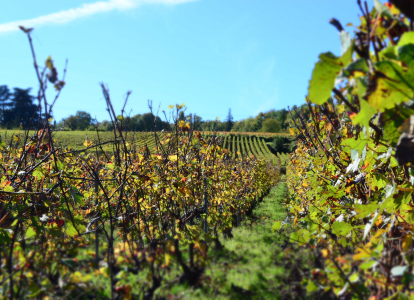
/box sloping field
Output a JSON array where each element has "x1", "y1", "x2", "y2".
[{"x1": 0, "y1": 130, "x2": 288, "y2": 164}]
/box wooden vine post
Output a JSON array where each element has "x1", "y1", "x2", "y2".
[
  {"x1": 204, "y1": 178, "x2": 208, "y2": 233},
  {"x1": 95, "y1": 176, "x2": 99, "y2": 268}
]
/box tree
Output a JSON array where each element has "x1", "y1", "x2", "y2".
[
  {"x1": 0, "y1": 86, "x2": 11, "y2": 128},
  {"x1": 61, "y1": 111, "x2": 92, "y2": 131},
  {"x1": 193, "y1": 115, "x2": 203, "y2": 131},
  {"x1": 178, "y1": 111, "x2": 185, "y2": 122},
  {"x1": 75, "y1": 111, "x2": 92, "y2": 130},
  {"x1": 252, "y1": 112, "x2": 265, "y2": 132},
  {"x1": 98, "y1": 120, "x2": 114, "y2": 132},
  {"x1": 277, "y1": 109, "x2": 288, "y2": 129},
  {"x1": 63, "y1": 115, "x2": 78, "y2": 130},
  {"x1": 3, "y1": 88, "x2": 39, "y2": 129},
  {"x1": 225, "y1": 108, "x2": 234, "y2": 131},
  {"x1": 261, "y1": 118, "x2": 281, "y2": 133}
]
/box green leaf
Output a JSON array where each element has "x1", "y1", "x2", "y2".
[
  {"x1": 47, "y1": 227, "x2": 62, "y2": 237},
  {"x1": 340, "y1": 58, "x2": 369, "y2": 79},
  {"x1": 56, "y1": 159, "x2": 65, "y2": 171},
  {"x1": 290, "y1": 231, "x2": 299, "y2": 242},
  {"x1": 62, "y1": 258, "x2": 78, "y2": 269},
  {"x1": 351, "y1": 99, "x2": 377, "y2": 129},
  {"x1": 308, "y1": 52, "x2": 345, "y2": 105},
  {"x1": 367, "y1": 61, "x2": 414, "y2": 111},
  {"x1": 66, "y1": 223, "x2": 78, "y2": 237},
  {"x1": 359, "y1": 260, "x2": 377, "y2": 270},
  {"x1": 349, "y1": 273, "x2": 359, "y2": 282},
  {"x1": 69, "y1": 186, "x2": 84, "y2": 206},
  {"x1": 331, "y1": 221, "x2": 352, "y2": 237},
  {"x1": 383, "y1": 109, "x2": 408, "y2": 146},
  {"x1": 272, "y1": 221, "x2": 282, "y2": 232},
  {"x1": 27, "y1": 282, "x2": 42, "y2": 297},
  {"x1": 33, "y1": 169, "x2": 44, "y2": 180},
  {"x1": 354, "y1": 203, "x2": 379, "y2": 219},
  {"x1": 354, "y1": 77, "x2": 368, "y2": 102},
  {"x1": 371, "y1": 173, "x2": 388, "y2": 190},
  {"x1": 397, "y1": 31, "x2": 414, "y2": 48},
  {"x1": 306, "y1": 280, "x2": 318, "y2": 293},
  {"x1": 379, "y1": 44, "x2": 397, "y2": 61},
  {"x1": 25, "y1": 227, "x2": 36, "y2": 239},
  {"x1": 4, "y1": 185, "x2": 13, "y2": 192},
  {"x1": 397, "y1": 33, "x2": 414, "y2": 82},
  {"x1": 0, "y1": 228, "x2": 11, "y2": 244},
  {"x1": 341, "y1": 135, "x2": 368, "y2": 154}
]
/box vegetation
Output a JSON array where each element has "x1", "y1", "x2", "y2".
[
  {"x1": 276, "y1": 1, "x2": 414, "y2": 299},
  {"x1": 6, "y1": 1, "x2": 414, "y2": 299}
]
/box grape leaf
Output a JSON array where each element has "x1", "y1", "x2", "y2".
[
  {"x1": 272, "y1": 221, "x2": 282, "y2": 232},
  {"x1": 332, "y1": 221, "x2": 352, "y2": 237},
  {"x1": 351, "y1": 99, "x2": 377, "y2": 129},
  {"x1": 308, "y1": 48, "x2": 352, "y2": 105},
  {"x1": 367, "y1": 61, "x2": 414, "y2": 111}
]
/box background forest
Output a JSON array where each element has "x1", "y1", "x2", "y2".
[{"x1": 0, "y1": 84, "x2": 304, "y2": 134}]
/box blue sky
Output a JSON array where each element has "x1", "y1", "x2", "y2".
[{"x1": 0, "y1": 0, "x2": 373, "y2": 123}]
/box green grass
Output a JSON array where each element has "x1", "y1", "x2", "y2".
[{"x1": 156, "y1": 181, "x2": 313, "y2": 300}]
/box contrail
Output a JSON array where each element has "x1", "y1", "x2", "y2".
[{"x1": 0, "y1": 0, "x2": 197, "y2": 34}]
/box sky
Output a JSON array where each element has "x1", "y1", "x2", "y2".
[{"x1": 0, "y1": 0, "x2": 374, "y2": 123}]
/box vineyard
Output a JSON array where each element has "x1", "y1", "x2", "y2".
[
  {"x1": 0, "y1": 130, "x2": 289, "y2": 166},
  {"x1": 3, "y1": 0, "x2": 414, "y2": 299},
  {"x1": 0, "y1": 29, "x2": 282, "y2": 298}
]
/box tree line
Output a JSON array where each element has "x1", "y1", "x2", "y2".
[{"x1": 0, "y1": 84, "x2": 307, "y2": 134}]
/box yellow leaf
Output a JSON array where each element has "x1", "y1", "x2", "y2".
[
  {"x1": 165, "y1": 253, "x2": 172, "y2": 266},
  {"x1": 302, "y1": 181, "x2": 308, "y2": 187},
  {"x1": 375, "y1": 215, "x2": 382, "y2": 227},
  {"x1": 83, "y1": 135, "x2": 92, "y2": 147},
  {"x1": 168, "y1": 155, "x2": 178, "y2": 161},
  {"x1": 353, "y1": 247, "x2": 371, "y2": 261},
  {"x1": 321, "y1": 249, "x2": 330, "y2": 258},
  {"x1": 45, "y1": 56, "x2": 54, "y2": 70},
  {"x1": 403, "y1": 235, "x2": 413, "y2": 252}
]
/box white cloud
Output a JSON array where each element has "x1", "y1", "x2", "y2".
[{"x1": 0, "y1": 0, "x2": 197, "y2": 34}]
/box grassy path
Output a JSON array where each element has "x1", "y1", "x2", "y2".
[{"x1": 161, "y1": 181, "x2": 312, "y2": 300}]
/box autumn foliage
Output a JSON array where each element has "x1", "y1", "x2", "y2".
[{"x1": 278, "y1": 1, "x2": 414, "y2": 299}]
